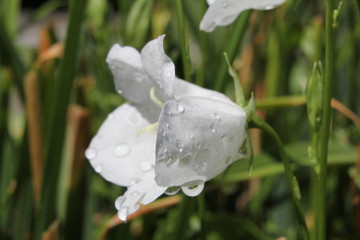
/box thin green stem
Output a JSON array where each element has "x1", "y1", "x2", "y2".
[
  {"x1": 197, "y1": 193, "x2": 206, "y2": 240},
  {"x1": 255, "y1": 95, "x2": 306, "y2": 110},
  {"x1": 250, "y1": 116, "x2": 310, "y2": 240},
  {"x1": 173, "y1": 196, "x2": 193, "y2": 240},
  {"x1": 317, "y1": 0, "x2": 335, "y2": 239},
  {"x1": 175, "y1": 0, "x2": 192, "y2": 81}
]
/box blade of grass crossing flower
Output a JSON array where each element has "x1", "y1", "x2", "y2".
[
  {"x1": 249, "y1": 116, "x2": 310, "y2": 240},
  {"x1": 36, "y1": 0, "x2": 88, "y2": 237},
  {"x1": 317, "y1": 0, "x2": 335, "y2": 239},
  {"x1": 214, "y1": 11, "x2": 250, "y2": 92}
]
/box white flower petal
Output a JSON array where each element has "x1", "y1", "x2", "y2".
[
  {"x1": 200, "y1": 0, "x2": 286, "y2": 32},
  {"x1": 87, "y1": 103, "x2": 166, "y2": 220},
  {"x1": 106, "y1": 44, "x2": 161, "y2": 122},
  {"x1": 115, "y1": 174, "x2": 166, "y2": 221},
  {"x1": 141, "y1": 35, "x2": 175, "y2": 101},
  {"x1": 86, "y1": 103, "x2": 158, "y2": 186},
  {"x1": 154, "y1": 97, "x2": 246, "y2": 189},
  {"x1": 174, "y1": 78, "x2": 232, "y2": 103}
]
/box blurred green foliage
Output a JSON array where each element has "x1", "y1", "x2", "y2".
[{"x1": 0, "y1": 0, "x2": 359, "y2": 239}]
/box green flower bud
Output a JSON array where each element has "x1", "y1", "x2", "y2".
[{"x1": 306, "y1": 61, "x2": 324, "y2": 132}]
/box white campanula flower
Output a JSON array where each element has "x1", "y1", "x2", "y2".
[
  {"x1": 200, "y1": 0, "x2": 286, "y2": 32},
  {"x1": 85, "y1": 35, "x2": 246, "y2": 221}
]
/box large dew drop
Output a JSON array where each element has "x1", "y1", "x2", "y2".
[
  {"x1": 113, "y1": 143, "x2": 131, "y2": 157},
  {"x1": 177, "y1": 103, "x2": 185, "y2": 113},
  {"x1": 181, "y1": 183, "x2": 205, "y2": 197},
  {"x1": 118, "y1": 207, "x2": 129, "y2": 222},
  {"x1": 115, "y1": 196, "x2": 126, "y2": 210},
  {"x1": 165, "y1": 186, "x2": 181, "y2": 196}
]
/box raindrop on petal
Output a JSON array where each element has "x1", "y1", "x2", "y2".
[
  {"x1": 177, "y1": 103, "x2": 185, "y2": 113},
  {"x1": 179, "y1": 154, "x2": 192, "y2": 168},
  {"x1": 160, "y1": 128, "x2": 166, "y2": 136},
  {"x1": 108, "y1": 113, "x2": 114, "y2": 120},
  {"x1": 94, "y1": 164, "x2": 103, "y2": 173},
  {"x1": 181, "y1": 183, "x2": 205, "y2": 197},
  {"x1": 165, "y1": 186, "x2": 181, "y2": 196},
  {"x1": 225, "y1": 156, "x2": 232, "y2": 164},
  {"x1": 213, "y1": 113, "x2": 221, "y2": 120},
  {"x1": 113, "y1": 143, "x2": 131, "y2": 157},
  {"x1": 127, "y1": 111, "x2": 141, "y2": 125},
  {"x1": 209, "y1": 123, "x2": 216, "y2": 133},
  {"x1": 117, "y1": 89, "x2": 123, "y2": 94},
  {"x1": 261, "y1": 5, "x2": 275, "y2": 10},
  {"x1": 134, "y1": 75, "x2": 142, "y2": 82},
  {"x1": 118, "y1": 207, "x2": 129, "y2": 222},
  {"x1": 130, "y1": 191, "x2": 141, "y2": 198},
  {"x1": 115, "y1": 196, "x2": 126, "y2": 210},
  {"x1": 165, "y1": 71, "x2": 172, "y2": 78},
  {"x1": 175, "y1": 139, "x2": 184, "y2": 152},
  {"x1": 85, "y1": 148, "x2": 96, "y2": 160},
  {"x1": 131, "y1": 178, "x2": 141, "y2": 185},
  {"x1": 222, "y1": 1, "x2": 229, "y2": 8},
  {"x1": 139, "y1": 161, "x2": 153, "y2": 172},
  {"x1": 221, "y1": 133, "x2": 226, "y2": 140}
]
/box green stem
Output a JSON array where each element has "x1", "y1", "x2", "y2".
[
  {"x1": 255, "y1": 95, "x2": 306, "y2": 110},
  {"x1": 197, "y1": 193, "x2": 206, "y2": 240},
  {"x1": 175, "y1": 0, "x2": 192, "y2": 81},
  {"x1": 173, "y1": 196, "x2": 193, "y2": 240},
  {"x1": 249, "y1": 116, "x2": 310, "y2": 240},
  {"x1": 317, "y1": 0, "x2": 335, "y2": 239},
  {"x1": 310, "y1": 132, "x2": 320, "y2": 240}
]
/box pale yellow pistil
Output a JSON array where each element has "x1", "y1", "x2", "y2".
[{"x1": 137, "y1": 122, "x2": 159, "y2": 136}]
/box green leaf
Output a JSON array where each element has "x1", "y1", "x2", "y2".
[
  {"x1": 36, "y1": 0, "x2": 88, "y2": 237},
  {"x1": 214, "y1": 153, "x2": 284, "y2": 183}
]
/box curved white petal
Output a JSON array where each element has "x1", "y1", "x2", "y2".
[
  {"x1": 174, "y1": 78, "x2": 232, "y2": 103},
  {"x1": 154, "y1": 97, "x2": 246, "y2": 189},
  {"x1": 200, "y1": 0, "x2": 286, "y2": 32},
  {"x1": 86, "y1": 104, "x2": 166, "y2": 219},
  {"x1": 106, "y1": 44, "x2": 161, "y2": 122},
  {"x1": 115, "y1": 174, "x2": 166, "y2": 221},
  {"x1": 141, "y1": 35, "x2": 175, "y2": 101}
]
